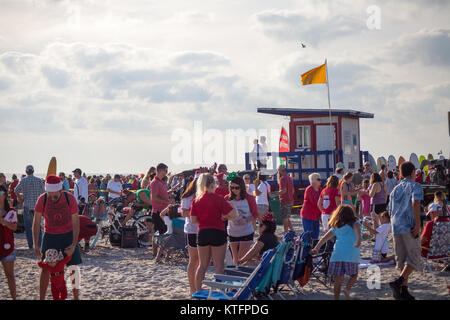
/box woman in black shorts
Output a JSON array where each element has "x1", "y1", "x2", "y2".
[
  {"x1": 189, "y1": 174, "x2": 238, "y2": 292},
  {"x1": 369, "y1": 173, "x2": 388, "y2": 224},
  {"x1": 180, "y1": 177, "x2": 199, "y2": 295}
]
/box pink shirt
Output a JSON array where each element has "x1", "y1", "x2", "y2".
[
  {"x1": 150, "y1": 177, "x2": 169, "y2": 213},
  {"x1": 361, "y1": 191, "x2": 371, "y2": 214},
  {"x1": 279, "y1": 175, "x2": 294, "y2": 205}
]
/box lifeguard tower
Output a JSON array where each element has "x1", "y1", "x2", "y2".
[{"x1": 245, "y1": 107, "x2": 374, "y2": 205}]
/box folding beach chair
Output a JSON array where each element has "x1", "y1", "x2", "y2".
[
  {"x1": 308, "y1": 234, "x2": 335, "y2": 288},
  {"x1": 192, "y1": 248, "x2": 275, "y2": 300},
  {"x1": 271, "y1": 231, "x2": 305, "y2": 299},
  {"x1": 155, "y1": 218, "x2": 188, "y2": 258},
  {"x1": 421, "y1": 219, "x2": 450, "y2": 277}
]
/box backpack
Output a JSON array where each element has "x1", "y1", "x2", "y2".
[{"x1": 43, "y1": 191, "x2": 71, "y2": 209}]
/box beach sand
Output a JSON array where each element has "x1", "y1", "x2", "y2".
[{"x1": 1, "y1": 216, "x2": 448, "y2": 300}]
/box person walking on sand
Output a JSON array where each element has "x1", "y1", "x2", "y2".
[
  {"x1": 312, "y1": 205, "x2": 361, "y2": 300},
  {"x1": 14, "y1": 165, "x2": 45, "y2": 249},
  {"x1": 387, "y1": 161, "x2": 423, "y2": 300},
  {"x1": 33, "y1": 175, "x2": 82, "y2": 300}
]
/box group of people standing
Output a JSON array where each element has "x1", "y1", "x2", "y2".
[{"x1": 301, "y1": 160, "x2": 440, "y2": 301}]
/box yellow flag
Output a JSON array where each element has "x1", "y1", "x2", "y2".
[{"x1": 301, "y1": 63, "x2": 327, "y2": 85}]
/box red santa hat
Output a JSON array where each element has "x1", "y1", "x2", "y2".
[{"x1": 45, "y1": 174, "x2": 63, "y2": 192}]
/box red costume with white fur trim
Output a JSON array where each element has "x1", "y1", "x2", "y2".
[{"x1": 38, "y1": 255, "x2": 72, "y2": 300}]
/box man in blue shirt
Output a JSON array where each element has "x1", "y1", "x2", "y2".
[{"x1": 387, "y1": 161, "x2": 423, "y2": 300}]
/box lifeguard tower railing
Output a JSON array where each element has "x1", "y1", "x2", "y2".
[{"x1": 245, "y1": 150, "x2": 370, "y2": 186}]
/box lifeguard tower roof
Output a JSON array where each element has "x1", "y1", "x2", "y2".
[{"x1": 257, "y1": 107, "x2": 374, "y2": 119}]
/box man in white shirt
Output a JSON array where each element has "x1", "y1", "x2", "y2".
[
  {"x1": 73, "y1": 168, "x2": 88, "y2": 209},
  {"x1": 259, "y1": 136, "x2": 268, "y2": 169},
  {"x1": 254, "y1": 172, "x2": 273, "y2": 222},
  {"x1": 107, "y1": 174, "x2": 123, "y2": 200}
]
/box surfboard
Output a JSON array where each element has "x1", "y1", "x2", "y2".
[
  {"x1": 409, "y1": 153, "x2": 420, "y2": 169},
  {"x1": 420, "y1": 155, "x2": 428, "y2": 175},
  {"x1": 368, "y1": 154, "x2": 377, "y2": 173},
  {"x1": 398, "y1": 156, "x2": 406, "y2": 169},
  {"x1": 388, "y1": 155, "x2": 396, "y2": 171},
  {"x1": 376, "y1": 157, "x2": 383, "y2": 172},
  {"x1": 46, "y1": 157, "x2": 57, "y2": 177},
  {"x1": 381, "y1": 156, "x2": 387, "y2": 169}
]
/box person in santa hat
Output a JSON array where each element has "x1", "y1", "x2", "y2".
[{"x1": 33, "y1": 174, "x2": 82, "y2": 300}]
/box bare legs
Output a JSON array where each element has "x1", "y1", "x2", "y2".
[
  {"x1": 1, "y1": 261, "x2": 16, "y2": 300},
  {"x1": 333, "y1": 274, "x2": 358, "y2": 300},
  {"x1": 195, "y1": 244, "x2": 226, "y2": 291},
  {"x1": 187, "y1": 246, "x2": 199, "y2": 295},
  {"x1": 229, "y1": 241, "x2": 253, "y2": 265}
]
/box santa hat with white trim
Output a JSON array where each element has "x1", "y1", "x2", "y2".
[{"x1": 45, "y1": 174, "x2": 63, "y2": 192}]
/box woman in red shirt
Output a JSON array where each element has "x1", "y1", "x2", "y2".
[
  {"x1": 300, "y1": 173, "x2": 322, "y2": 240},
  {"x1": 190, "y1": 173, "x2": 237, "y2": 292},
  {"x1": 318, "y1": 175, "x2": 341, "y2": 232}
]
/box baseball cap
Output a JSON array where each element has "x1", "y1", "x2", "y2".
[
  {"x1": 72, "y1": 168, "x2": 82, "y2": 175},
  {"x1": 336, "y1": 162, "x2": 345, "y2": 170},
  {"x1": 427, "y1": 203, "x2": 442, "y2": 216},
  {"x1": 26, "y1": 165, "x2": 34, "y2": 172}
]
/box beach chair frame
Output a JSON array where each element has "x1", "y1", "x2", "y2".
[{"x1": 193, "y1": 249, "x2": 276, "y2": 300}]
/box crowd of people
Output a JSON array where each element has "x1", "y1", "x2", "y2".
[{"x1": 0, "y1": 157, "x2": 448, "y2": 300}]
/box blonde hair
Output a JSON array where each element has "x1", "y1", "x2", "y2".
[
  {"x1": 196, "y1": 173, "x2": 215, "y2": 200},
  {"x1": 308, "y1": 173, "x2": 321, "y2": 184}
]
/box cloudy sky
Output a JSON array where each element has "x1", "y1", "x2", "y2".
[{"x1": 0, "y1": 0, "x2": 449, "y2": 176}]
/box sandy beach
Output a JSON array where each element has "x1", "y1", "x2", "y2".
[{"x1": 1, "y1": 215, "x2": 448, "y2": 300}]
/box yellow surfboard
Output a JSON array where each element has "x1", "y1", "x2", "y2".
[{"x1": 46, "y1": 157, "x2": 57, "y2": 177}]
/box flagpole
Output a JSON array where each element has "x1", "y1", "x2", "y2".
[{"x1": 325, "y1": 59, "x2": 336, "y2": 172}]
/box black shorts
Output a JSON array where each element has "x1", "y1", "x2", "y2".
[
  {"x1": 197, "y1": 229, "x2": 227, "y2": 247},
  {"x1": 151, "y1": 212, "x2": 167, "y2": 235},
  {"x1": 373, "y1": 203, "x2": 387, "y2": 214},
  {"x1": 185, "y1": 233, "x2": 198, "y2": 248},
  {"x1": 229, "y1": 233, "x2": 254, "y2": 243}
]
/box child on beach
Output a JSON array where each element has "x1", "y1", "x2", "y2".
[
  {"x1": 358, "y1": 179, "x2": 371, "y2": 218},
  {"x1": 37, "y1": 249, "x2": 72, "y2": 300},
  {"x1": 362, "y1": 211, "x2": 395, "y2": 263},
  {"x1": 311, "y1": 205, "x2": 361, "y2": 300}
]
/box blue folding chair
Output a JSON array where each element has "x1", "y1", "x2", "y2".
[{"x1": 192, "y1": 248, "x2": 275, "y2": 300}]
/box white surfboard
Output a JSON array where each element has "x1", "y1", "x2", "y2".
[
  {"x1": 388, "y1": 155, "x2": 396, "y2": 171},
  {"x1": 409, "y1": 153, "x2": 420, "y2": 169}
]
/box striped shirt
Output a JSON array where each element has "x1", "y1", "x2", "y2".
[{"x1": 14, "y1": 175, "x2": 45, "y2": 209}]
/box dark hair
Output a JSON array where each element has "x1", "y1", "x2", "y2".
[
  {"x1": 328, "y1": 205, "x2": 357, "y2": 229},
  {"x1": 181, "y1": 178, "x2": 197, "y2": 200},
  {"x1": 400, "y1": 161, "x2": 415, "y2": 178},
  {"x1": 12, "y1": 174, "x2": 17, "y2": 180},
  {"x1": 387, "y1": 171, "x2": 394, "y2": 179},
  {"x1": 358, "y1": 168, "x2": 363, "y2": 174},
  {"x1": 156, "y1": 163, "x2": 168, "y2": 172},
  {"x1": 0, "y1": 185, "x2": 11, "y2": 213},
  {"x1": 336, "y1": 168, "x2": 344, "y2": 174},
  {"x1": 257, "y1": 172, "x2": 267, "y2": 181},
  {"x1": 380, "y1": 211, "x2": 390, "y2": 222},
  {"x1": 370, "y1": 172, "x2": 382, "y2": 185},
  {"x1": 261, "y1": 219, "x2": 276, "y2": 235},
  {"x1": 229, "y1": 177, "x2": 247, "y2": 200},
  {"x1": 381, "y1": 164, "x2": 386, "y2": 170}
]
